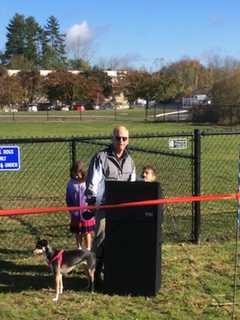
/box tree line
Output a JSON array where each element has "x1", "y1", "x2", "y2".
[
  {"x1": 0, "y1": 68, "x2": 113, "y2": 109},
  {"x1": 1, "y1": 13, "x2": 89, "y2": 70},
  {"x1": 1, "y1": 13, "x2": 240, "y2": 114}
]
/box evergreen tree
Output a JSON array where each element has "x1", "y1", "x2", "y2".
[
  {"x1": 42, "y1": 16, "x2": 66, "y2": 69},
  {"x1": 39, "y1": 29, "x2": 50, "y2": 68},
  {"x1": 0, "y1": 51, "x2": 6, "y2": 65},
  {"x1": 5, "y1": 13, "x2": 25, "y2": 59},
  {"x1": 5, "y1": 14, "x2": 43, "y2": 68},
  {"x1": 24, "y1": 16, "x2": 42, "y2": 66}
]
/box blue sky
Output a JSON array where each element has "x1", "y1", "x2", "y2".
[{"x1": 0, "y1": 0, "x2": 240, "y2": 68}]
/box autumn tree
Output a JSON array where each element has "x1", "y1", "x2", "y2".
[
  {"x1": 211, "y1": 68, "x2": 240, "y2": 105},
  {"x1": 85, "y1": 68, "x2": 112, "y2": 100},
  {"x1": 44, "y1": 71, "x2": 89, "y2": 106},
  {"x1": 161, "y1": 58, "x2": 211, "y2": 96},
  {"x1": 17, "y1": 70, "x2": 43, "y2": 105},
  {"x1": 123, "y1": 70, "x2": 160, "y2": 106},
  {"x1": 0, "y1": 73, "x2": 24, "y2": 109},
  {"x1": 154, "y1": 72, "x2": 183, "y2": 102}
]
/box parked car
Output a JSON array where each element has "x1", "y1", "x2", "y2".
[
  {"x1": 28, "y1": 105, "x2": 38, "y2": 112},
  {"x1": 100, "y1": 102, "x2": 115, "y2": 109},
  {"x1": 37, "y1": 103, "x2": 54, "y2": 111},
  {"x1": 84, "y1": 101, "x2": 96, "y2": 110},
  {"x1": 73, "y1": 104, "x2": 85, "y2": 112},
  {"x1": 61, "y1": 106, "x2": 70, "y2": 111}
]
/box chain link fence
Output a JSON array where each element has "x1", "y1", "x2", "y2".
[
  {"x1": 200, "y1": 131, "x2": 240, "y2": 241},
  {"x1": 0, "y1": 133, "x2": 194, "y2": 259},
  {"x1": 0, "y1": 106, "x2": 190, "y2": 123},
  {"x1": 192, "y1": 105, "x2": 240, "y2": 125},
  {"x1": 0, "y1": 130, "x2": 240, "y2": 260}
]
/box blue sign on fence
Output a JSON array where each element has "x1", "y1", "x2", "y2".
[{"x1": 0, "y1": 146, "x2": 21, "y2": 171}]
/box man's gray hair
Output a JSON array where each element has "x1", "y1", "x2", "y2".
[{"x1": 112, "y1": 126, "x2": 129, "y2": 137}]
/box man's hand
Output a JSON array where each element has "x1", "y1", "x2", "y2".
[
  {"x1": 82, "y1": 197, "x2": 97, "y2": 220},
  {"x1": 82, "y1": 210, "x2": 95, "y2": 220},
  {"x1": 87, "y1": 197, "x2": 96, "y2": 206}
]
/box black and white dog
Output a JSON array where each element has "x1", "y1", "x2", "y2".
[{"x1": 33, "y1": 239, "x2": 96, "y2": 301}]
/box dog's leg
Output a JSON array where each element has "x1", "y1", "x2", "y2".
[
  {"x1": 82, "y1": 264, "x2": 90, "y2": 290},
  {"x1": 59, "y1": 274, "x2": 63, "y2": 294},
  {"x1": 88, "y1": 268, "x2": 95, "y2": 293},
  {"x1": 84, "y1": 266, "x2": 95, "y2": 293},
  {"x1": 53, "y1": 270, "x2": 61, "y2": 302},
  {"x1": 82, "y1": 264, "x2": 95, "y2": 292}
]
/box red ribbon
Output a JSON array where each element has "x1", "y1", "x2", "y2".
[{"x1": 0, "y1": 192, "x2": 239, "y2": 217}]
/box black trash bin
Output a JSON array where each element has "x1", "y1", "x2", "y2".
[{"x1": 104, "y1": 181, "x2": 163, "y2": 296}]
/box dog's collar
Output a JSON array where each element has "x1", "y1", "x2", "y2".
[{"x1": 48, "y1": 249, "x2": 64, "y2": 268}]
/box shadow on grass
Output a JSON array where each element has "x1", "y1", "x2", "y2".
[
  {"x1": 0, "y1": 248, "x2": 30, "y2": 257},
  {"x1": 0, "y1": 260, "x2": 89, "y2": 293}
]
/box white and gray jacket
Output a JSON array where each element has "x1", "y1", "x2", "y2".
[{"x1": 85, "y1": 145, "x2": 136, "y2": 204}]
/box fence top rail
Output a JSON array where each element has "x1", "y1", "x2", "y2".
[
  {"x1": 0, "y1": 132, "x2": 195, "y2": 144},
  {"x1": 2, "y1": 129, "x2": 240, "y2": 143},
  {"x1": 201, "y1": 130, "x2": 240, "y2": 136}
]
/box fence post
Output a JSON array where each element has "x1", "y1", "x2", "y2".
[
  {"x1": 145, "y1": 99, "x2": 149, "y2": 121},
  {"x1": 71, "y1": 138, "x2": 76, "y2": 166},
  {"x1": 154, "y1": 103, "x2": 157, "y2": 121},
  {"x1": 114, "y1": 105, "x2": 117, "y2": 121},
  {"x1": 192, "y1": 129, "x2": 201, "y2": 243}
]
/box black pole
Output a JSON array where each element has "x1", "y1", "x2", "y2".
[
  {"x1": 71, "y1": 139, "x2": 76, "y2": 166},
  {"x1": 192, "y1": 129, "x2": 201, "y2": 243},
  {"x1": 145, "y1": 99, "x2": 149, "y2": 121},
  {"x1": 114, "y1": 105, "x2": 117, "y2": 121},
  {"x1": 154, "y1": 102, "x2": 157, "y2": 121}
]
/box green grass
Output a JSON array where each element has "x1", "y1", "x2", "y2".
[
  {"x1": 0, "y1": 121, "x2": 202, "y2": 137},
  {"x1": 0, "y1": 238, "x2": 238, "y2": 320},
  {"x1": 0, "y1": 113, "x2": 240, "y2": 319},
  {"x1": 0, "y1": 107, "x2": 223, "y2": 137}
]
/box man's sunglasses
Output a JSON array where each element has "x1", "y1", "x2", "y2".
[{"x1": 115, "y1": 136, "x2": 128, "y2": 142}]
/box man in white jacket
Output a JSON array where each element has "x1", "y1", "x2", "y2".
[{"x1": 85, "y1": 126, "x2": 136, "y2": 284}]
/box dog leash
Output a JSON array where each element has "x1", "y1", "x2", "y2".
[{"x1": 48, "y1": 249, "x2": 64, "y2": 268}]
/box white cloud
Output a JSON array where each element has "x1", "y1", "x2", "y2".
[
  {"x1": 65, "y1": 21, "x2": 110, "y2": 60},
  {"x1": 66, "y1": 21, "x2": 93, "y2": 48}
]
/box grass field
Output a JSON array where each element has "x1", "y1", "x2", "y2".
[
  {"x1": 0, "y1": 112, "x2": 240, "y2": 319},
  {"x1": 0, "y1": 106, "x2": 184, "y2": 124},
  {"x1": 0, "y1": 107, "x2": 223, "y2": 137}
]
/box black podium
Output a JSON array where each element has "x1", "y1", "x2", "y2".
[{"x1": 104, "y1": 181, "x2": 163, "y2": 296}]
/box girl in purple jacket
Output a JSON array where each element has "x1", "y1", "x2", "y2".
[{"x1": 66, "y1": 160, "x2": 95, "y2": 250}]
